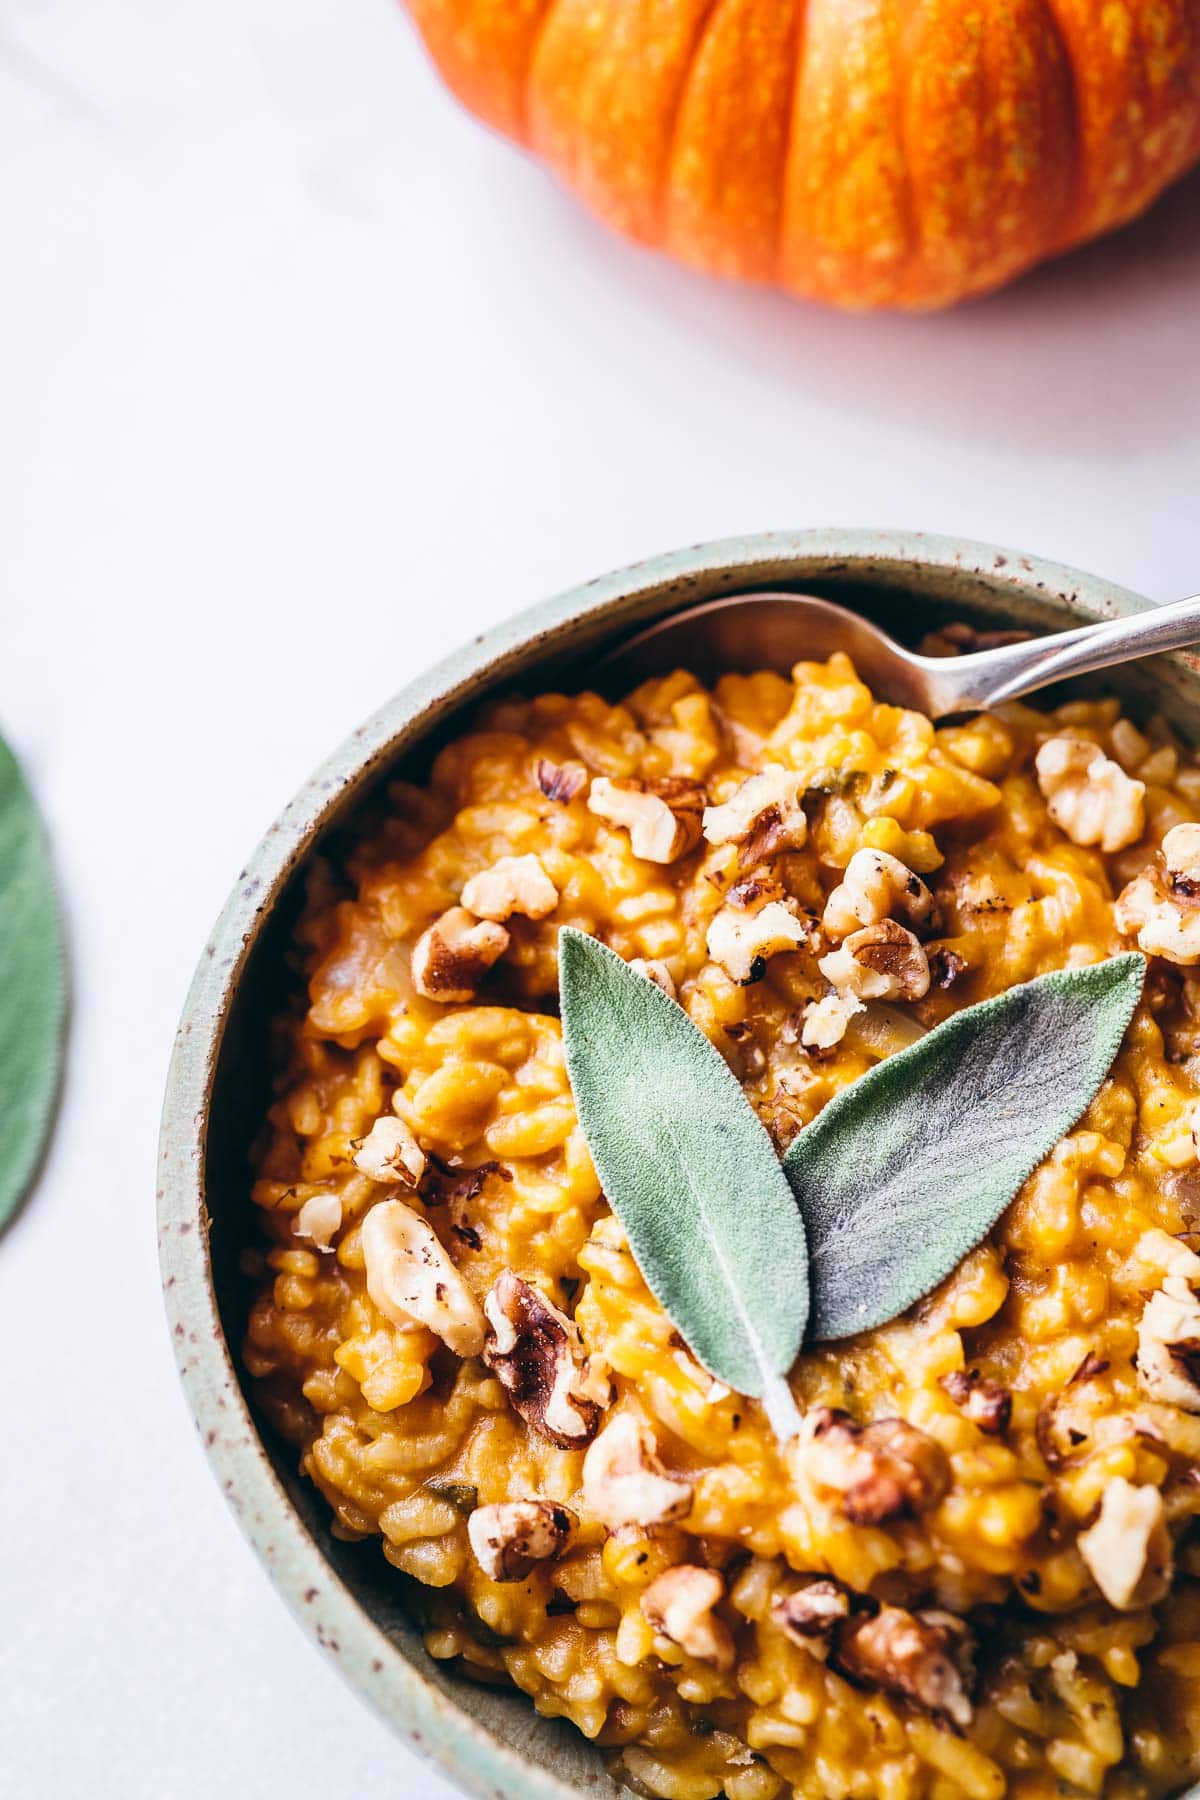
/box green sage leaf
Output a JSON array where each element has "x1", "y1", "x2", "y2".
[
  {"x1": 559, "y1": 927, "x2": 808, "y2": 1440},
  {"x1": 0, "y1": 735, "x2": 67, "y2": 1235},
  {"x1": 784, "y1": 953, "x2": 1145, "y2": 1342}
]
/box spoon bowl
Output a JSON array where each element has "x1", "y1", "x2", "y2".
[{"x1": 598, "y1": 589, "x2": 1200, "y2": 717}]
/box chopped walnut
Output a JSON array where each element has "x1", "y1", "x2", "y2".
[
  {"x1": 1116, "y1": 824, "x2": 1200, "y2": 964},
  {"x1": 707, "y1": 897, "x2": 817, "y2": 984},
  {"x1": 771, "y1": 1580, "x2": 852, "y2": 1658},
  {"x1": 640, "y1": 1565, "x2": 735, "y2": 1669},
  {"x1": 702, "y1": 766, "x2": 808, "y2": 857},
  {"x1": 801, "y1": 990, "x2": 865, "y2": 1050},
  {"x1": 933, "y1": 621, "x2": 1032, "y2": 655},
  {"x1": 1035, "y1": 738, "x2": 1146, "y2": 853},
  {"x1": 588, "y1": 776, "x2": 704, "y2": 863},
  {"x1": 582, "y1": 1413, "x2": 694, "y2": 1532},
  {"x1": 800, "y1": 1408, "x2": 949, "y2": 1525},
  {"x1": 818, "y1": 920, "x2": 930, "y2": 1002},
  {"x1": 928, "y1": 946, "x2": 967, "y2": 990},
  {"x1": 483, "y1": 1271, "x2": 610, "y2": 1448},
  {"x1": 834, "y1": 1605, "x2": 975, "y2": 1729},
  {"x1": 940, "y1": 1370, "x2": 1012, "y2": 1436},
  {"x1": 536, "y1": 758, "x2": 588, "y2": 804},
  {"x1": 294, "y1": 1193, "x2": 342, "y2": 1250},
  {"x1": 353, "y1": 1114, "x2": 426, "y2": 1187},
  {"x1": 628, "y1": 957, "x2": 677, "y2": 1000},
  {"x1": 466, "y1": 1499, "x2": 576, "y2": 1581},
  {"x1": 1138, "y1": 1275, "x2": 1200, "y2": 1411},
  {"x1": 411, "y1": 907, "x2": 509, "y2": 1002},
  {"x1": 460, "y1": 853, "x2": 559, "y2": 922},
  {"x1": 360, "y1": 1198, "x2": 486, "y2": 1358},
  {"x1": 822, "y1": 848, "x2": 938, "y2": 941},
  {"x1": 1078, "y1": 1477, "x2": 1171, "y2": 1610}
]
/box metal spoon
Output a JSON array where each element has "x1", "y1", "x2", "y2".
[{"x1": 597, "y1": 590, "x2": 1200, "y2": 717}]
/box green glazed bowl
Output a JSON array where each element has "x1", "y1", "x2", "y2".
[{"x1": 158, "y1": 530, "x2": 1197, "y2": 1800}]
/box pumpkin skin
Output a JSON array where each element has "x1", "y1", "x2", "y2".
[{"x1": 403, "y1": 0, "x2": 1200, "y2": 309}]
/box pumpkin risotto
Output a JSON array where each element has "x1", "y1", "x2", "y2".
[{"x1": 244, "y1": 636, "x2": 1200, "y2": 1800}]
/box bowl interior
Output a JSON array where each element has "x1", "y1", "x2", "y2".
[{"x1": 175, "y1": 538, "x2": 1200, "y2": 1800}]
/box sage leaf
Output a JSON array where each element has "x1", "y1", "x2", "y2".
[
  {"x1": 784, "y1": 953, "x2": 1145, "y2": 1342},
  {"x1": 559, "y1": 928, "x2": 808, "y2": 1441},
  {"x1": 0, "y1": 735, "x2": 67, "y2": 1235}
]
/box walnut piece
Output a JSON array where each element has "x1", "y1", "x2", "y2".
[
  {"x1": 1078, "y1": 1477, "x2": 1171, "y2": 1611},
  {"x1": 536, "y1": 758, "x2": 588, "y2": 804},
  {"x1": 1116, "y1": 824, "x2": 1200, "y2": 964},
  {"x1": 460, "y1": 853, "x2": 559, "y2": 922},
  {"x1": 582, "y1": 1412, "x2": 694, "y2": 1532},
  {"x1": 360, "y1": 1198, "x2": 486, "y2": 1358},
  {"x1": 588, "y1": 776, "x2": 705, "y2": 863},
  {"x1": 294, "y1": 1193, "x2": 342, "y2": 1250},
  {"x1": 822, "y1": 848, "x2": 938, "y2": 941},
  {"x1": 771, "y1": 1580, "x2": 852, "y2": 1658},
  {"x1": 707, "y1": 897, "x2": 817, "y2": 984},
  {"x1": 1035, "y1": 738, "x2": 1145, "y2": 853},
  {"x1": 702, "y1": 766, "x2": 808, "y2": 856},
  {"x1": 467, "y1": 1499, "x2": 576, "y2": 1581},
  {"x1": 628, "y1": 956, "x2": 677, "y2": 1000},
  {"x1": 940, "y1": 1370, "x2": 1012, "y2": 1436},
  {"x1": 483, "y1": 1271, "x2": 610, "y2": 1447},
  {"x1": 818, "y1": 920, "x2": 930, "y2": 1002},
  {"x1": 800, "y1": 1408, "x2": 949, "y2": 1525},
  {"x1": 640, "y1": 1565, "x2": 735, "y2": 1670},
  {"x1": 411, "y1": 906, "x2": 509, "y2": 1002},
  {"x1": 834, "y1": 1605, "x2": 975, "y2": 1729},
  {"x1": 353, "y1": 1114, "x2": 426, "y2": 1186},
  {"x1": 1138, "y1": 1275, "x2": 1200, "y2": 1411},
  {"x1": 800, "y1": 990, "x2": 865, "y2": 1051}
]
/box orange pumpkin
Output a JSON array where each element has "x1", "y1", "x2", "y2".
[{"x1": 403, "y1": 0, "x2": 1200, "y2": 309}]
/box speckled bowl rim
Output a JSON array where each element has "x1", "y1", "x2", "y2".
[{"x1": 159, "y1": 529, "x2": 1175, "y2": 1800}]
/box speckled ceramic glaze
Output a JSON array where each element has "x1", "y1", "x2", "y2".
[{"x1": 158, "y1": 531, "x2": 1199, "y2": 1800}]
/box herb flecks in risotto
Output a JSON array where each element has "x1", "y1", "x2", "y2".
[{"x1": 244, "y1": 647, "x2": 1200, "y2": 1799}]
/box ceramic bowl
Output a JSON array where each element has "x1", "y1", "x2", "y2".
[{"x1": 158, "y1": 529, "x2": 1195, "y2": 1800}]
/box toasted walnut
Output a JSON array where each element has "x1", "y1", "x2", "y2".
[
  {"x1": 822, "y1": 848, "x2": 938, "y2": 941},
  {"x1": 628, "y1": 957, "x2": 677, "y2": 1000},
  {"x1": 940, "y1": 1370, "x2": 1012, "y2": 1436},
  {"x1": 818, "y1": 920, "x2": 930, "y2": 1002},
  {"x1": 707, "y1": 897, "x2": 817, "y2": 984},
  {"x1": 483, "y1": 1271, "x2": 610, "y2": 1448},
  {"x1": 1138, "y1": 1276, "x2": 1200, "y2": 1411},
  {"x1": 1078, "y1": 1477, "x2": 1171, "y2": 1610},
  {"x1": 467, "y1": 1499, "x2": 576, "y2": 1581},
  {"x1": 702, "y1": 766, "x2": 808, "y2": 857},
  {"x1": 411, "y1": 906, "x2": 509, "y2": 1002},
  {"x1": 588, "y1": 776, "x2": 705, "y2": 863},
  {"x1": 1117, "y1": 825, "x2": 1200, "y2": 964},
  {"x1": 801, "y1": 989, "x2": 865, "y2": 1051},
  {"x1": 536, "y1": 758, "x2": 588, "y2": 804},
  {"x1": 801, "y1": 1408, "x2": 949, "y2": 1525},
  {"x1": 360, "y1": 1198, "x2": 486, "y2": 1357},
  {"x1": 834, "y1": 1605, "x2": 975, "y2": 1729},
  {"x1": 641, "y1": 1565, "x2": 735, "y2": 1669},
  {"x1": 460, "y1": 853, "x2": 559, "y2": 922},
  {"x1": 353, "y1": 1114, "x2": 426, "y2": 1186},
  {"x1": 294, "y1": 1193, "x2": 342, "y2": 1250},
  {"x1": 771, "y1": 1580, "x2": 852, "y2": 1658},
  {"x1": 1035, "y1": 738, "x2": 1146, "y2": 853},
  {"x1": 582, "y1": 1413, "x2": 694, "y2": 1532}
]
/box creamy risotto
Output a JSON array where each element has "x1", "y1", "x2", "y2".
[{"x1": 244, "y1": 633, "x2": 1200, "y2": 1800}]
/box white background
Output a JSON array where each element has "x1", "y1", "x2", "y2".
[{"x1": 2, "y1": 3, "x2": 1199, "y2": 1795}]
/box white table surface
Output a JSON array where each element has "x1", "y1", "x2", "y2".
[{"x1": 3, "y1": 3, "x2": 1200, "y2": 1795}]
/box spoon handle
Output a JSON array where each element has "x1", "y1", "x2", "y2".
[{"x1": 939, "y1": 594, "x2": 1200, "y2": 712}]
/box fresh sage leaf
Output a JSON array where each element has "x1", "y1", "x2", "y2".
[
  {"x1": 0, "y1": 735, "x2": 67, "y2": 1235},
  {"x1": 559, "y1": 928, "x2": 808, "y2": 1441},
  {"x1": 784, "y1": 953, "x2": 1145, "y2": 1342}
]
